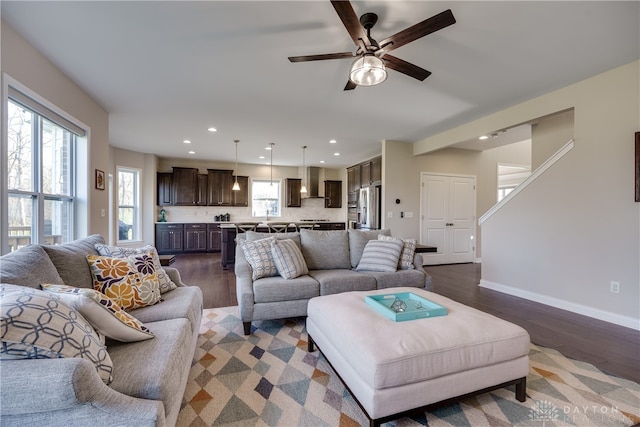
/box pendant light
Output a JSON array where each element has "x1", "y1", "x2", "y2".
[
  {"x1": 300, "y1": 145, "x2": 308, "y2": 194},
  {"x1": 268, "y1": 143, "x2": 275, "y2": 186},
  {"x1": 232, "y1": 139, "x2": 240, "y2": 191}
]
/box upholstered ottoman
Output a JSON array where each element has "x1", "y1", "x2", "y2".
[{"x1": 306, "y1": 287, "x2": 530, "y2": 427}]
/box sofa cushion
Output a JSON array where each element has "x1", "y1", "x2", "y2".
[
  {"x1": 356, "y1": 239, "x2": 404, "y2": 272},
  {"x1": 238, "y1": 237, "x2": 278, "y2": 280},
  {"x1": 253, "y1": 275, "x2": 319, "y2": 303},
  {"x1": 247, "y1": 231, "x2": 301, "y2": 247},
  {"x1": 300, "y1": 229, "x2": 351, "y2": 270},
  {"x1": 87, "y1": 254, "x2": 162, "y2": 310},
  {"x1": 107, "y1": 317, "x2": 192, "y2": 425},
  {"x1": 359, "y1": 269, "x2": 426, "y2": 289},
  {"x1": 0, "y1": 245, "x2": 65, "y2": 289},
  {"x1": 42, "y1": 234, "x2": 105, "y2": 288},
  {"x1": 270, "y1": 239, "x2": 308, "y2": 279},
  {"x1": 379, "y1": 235, "x2": 417, "y2": 270},
  {"x1": 0, "y1": 284, "x2": 113, "y2": 384},
  {"x1": 347, "y1": 229, "x2": 391, "y2": 268},
  {"x1": 94, "y1": 244, "x2": 177, "y2": 293},
  {"x1": 40, "y1": 284, "x2": 154, "y2": 342},
  {"x1": 308, "y1": 269, "x2": 377, "y2": 296},
  {"x1": 129, "y1": 286, "x2": 203, "y2": 335}
]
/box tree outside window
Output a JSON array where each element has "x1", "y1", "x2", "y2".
[{"x1": 117, "y1": 167, "x2": 140, "y2": 241}]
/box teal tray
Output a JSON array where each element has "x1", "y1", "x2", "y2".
[{"x1": 365, "y1": 292, "x2": 447, "y2": 322}]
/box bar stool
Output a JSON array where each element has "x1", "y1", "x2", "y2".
[
  {"x1": 295, "y1": 222, "x2": 316, "y2": 232},
  {"x1": 267, "y1": 222, "x2": 290, "y2": 233},
  {"x1": 235, "y1": 223, "x2": 259, "y2": 233}
]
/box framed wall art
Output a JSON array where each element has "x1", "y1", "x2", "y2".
[{"x1": 95, "y1": 169, "x2": 105, "y2": 190}]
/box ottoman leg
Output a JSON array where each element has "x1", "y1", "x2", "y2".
[
  {"x1": 243, "y1": 321, "x2": 251, "y2": 335},
  {"x1": 307, "y1": 335, "x2": 315, "y2": 352},
  {"x1": 516, "y1": 377, "x2": 527, "y2": 402}
]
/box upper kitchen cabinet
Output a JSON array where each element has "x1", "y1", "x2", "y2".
[
  {"x1": 232, "y1": 175, "x2": 249, "y2": 207},
  {"x1": 197, "y1": 174, "x2": 208, "y2": 206},
  {"x1": 347, "y1": 166, "x2": 360, "y2": 193},
  {"x1": 207, "y1": 169, "x2": 234, "y2": 206},
  {"x1": 286, "y1": 178, "x2": 302, "y2": 207},
  {"x1": 324, "y1": 180, "x2": 342, "y2": 208},
  {"x1": 157, "y1": 172, "x2": 173, "y2": 206},
  {"x1": 347, "y1": 156, "x2": 382, "y2": 190},
  {"x1": 370, "y1": 156, "x2": 382, "y2": 184},
  {"x1": 172, "y1": 167, "x2": 199, "y2": 205}
]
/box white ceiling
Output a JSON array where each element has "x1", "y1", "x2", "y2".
[{"x1": 2, "y1": 1, "x2": 638, "y2": 168}]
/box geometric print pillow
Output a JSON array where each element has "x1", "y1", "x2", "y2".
[
  {"x1": 238, "y1": 237, "x2": 278, "y2": 280},
  {"x1": 40, "y1": 284, "x2": 154, "y2": 343},
  {"x1": 94, "y1": 243, "x2": 177, "y2": 293},
  {"x1": 0, "y1": 284, "x2": 113, "y2": 384},
  {"x1": 86, "y1": 254, "x2": 162, "y2": 311},
  {"x1": 378, "y1": 235, "x2": 417, "y2": 270}
]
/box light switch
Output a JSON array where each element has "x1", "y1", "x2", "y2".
[
  {"x1": 387, "y1": 211, "x2": 393, "y2": 218},
  {"x1": 101, "y1": 208, "x2": 106, "y2": 217}
]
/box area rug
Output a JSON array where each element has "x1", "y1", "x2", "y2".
[{"x1": 177, "y1": 307, "x2": 640, "y2": 427}]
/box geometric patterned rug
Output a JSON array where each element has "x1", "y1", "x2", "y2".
[{"x1": 177, "y1": 307, "x2": 640, "y2": 427}]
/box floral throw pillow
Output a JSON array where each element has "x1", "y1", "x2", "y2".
[
  {"x1": 41, "y1": 284, "x2": 154, "y2": 342},
  {"x1": 94, "y1": 244, "x2": 177, "y2": 293},
  {"x1": 86, "y1": 254, "x2": 162, "y2": 311}
]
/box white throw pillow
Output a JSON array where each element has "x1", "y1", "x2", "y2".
[
  {"x1": 41, "y1": 284, "x2": 154, "y2": 343},
  {"x1": 238, "y1": 237, "x2": 278, "y2": 280},
  {"x1": 270, "y1": 239, "x2": 308, "y2": 279},
  {"x1": 378, "y1": 235, "x2": 417, "y2": 270},
  {"x1": 356, "y1": 239, "x2": 404, "y2": 272}
]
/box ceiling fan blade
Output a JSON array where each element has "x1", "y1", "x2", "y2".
[
  {"x1": 331, "y1": 0, "x2": 369, "y2": 46},
  {"x1": 384, "y1": 55, "x2": 432, "y2": 81},
  {"x1": 380, "y1": 9, "x2": 455, "y2": 53},
  {"x1": 288, "y1": 52, "x2": 354, "y2": 62},
  {"x1": 344, "y1": 80, "x2": 357, "y2": 91}
]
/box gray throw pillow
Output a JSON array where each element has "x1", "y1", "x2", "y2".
[
  {"x1": 0, "y1": 245, "x2": 65, "y2": 289},
  {"x1": 42, "y1": 234, "x2": 105, "y2": 288}
]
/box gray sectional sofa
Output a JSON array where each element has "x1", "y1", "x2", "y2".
[
  {"x1": 235, "y1": 228, "x2": 431, "y2": 335},
  {"x1": 0, "y1": 235, "x2": 203, "y2": 427}
]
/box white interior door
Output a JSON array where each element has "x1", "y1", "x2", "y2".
[{"x1": 421, "y1": 174, "x2": 476, "y2": 265}]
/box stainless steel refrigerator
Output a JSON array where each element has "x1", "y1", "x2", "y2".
[{"x1": 357, "y1": 185, "x2": 381, "y2": 230}]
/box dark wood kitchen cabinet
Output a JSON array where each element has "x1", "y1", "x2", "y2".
[
  {"x1": 232, "y1": 175, "x2": 249, "y2": 206},
  {"x1": 172, "y1": 167, "x2": 199, "y2": 205},
  {"x1": 207, "y1": 223, "x2": 222, "y2": 252},
  {"x1": 370, "y1": 156, "x2": 382, "y2": 184},
  {"x1": 157, "y1": 172, "x2": 173, "y2": 206},
  {"x1": 184, "y1": 223, "x2": 207, "y2": 252},
  {"x1": 324, "y1": 180, "x2": 342, "y2": 208},
  {"x1": 347, "y1": 166, "x2": 360, "y2": 193},
  {"x1": 196, "y1": 174, "x2": 208, "y2": 206},
  {"x1": 155, "y1": 223, "x2": 184, "y2": 254},
  {"x1": 207, "y1": 169, "x2": 234, "y2": 206},
  {"x1": 286, "y1": 178, "x2": 302, "y2": 207}
]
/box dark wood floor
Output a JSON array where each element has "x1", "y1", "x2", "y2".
[{"x1": 171, "y1": 253, "x2": 640, "y2": 383}]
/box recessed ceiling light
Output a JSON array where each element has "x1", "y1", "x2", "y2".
[
  {"x1": 207, "y1": 127, "x2": 217, "y2": 132},
  {"x1": 329, "y1": 139, "x2": 337, "y2": 144},
  {"x1": 259, "y1": 155, "x2": 265, "y2": 159},
  {"x1": 188, "y1": 151, "x2": 195, "y2": 154},
  {"x1": 183, "y1": 139, "x2": 192, "y2": 144},
  {"x1": 265, "y1": 146, "x2": 272, "y2": 150},
  {"x1": 334, "y1": 152, "x2": 340, "y2": 156},
  {"x1": 478, "y1": 135, "x2": 489, "y2": 140},
  {"x1": 320, "y1": 160, "x2": 325, "y2": 164}
]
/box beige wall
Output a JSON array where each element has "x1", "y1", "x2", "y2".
[
  {"x1": 531, "y1": 109, "x2": 574, "y2": 169},
  {"x1": 412, "y1": 60, "x2": 639, "y2": 327},
  {"x1": 382, "y1": 140, "x2": 531, "y2": 256},
  {"x1": 2, "y1": 21, "x2": 110, "y2": 238}
]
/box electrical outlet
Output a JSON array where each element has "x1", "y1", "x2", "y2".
[{"x1": 610, "y1": 281, "x2": 620, "y2": 294}]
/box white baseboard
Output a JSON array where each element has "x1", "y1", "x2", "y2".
[{"x1": 479, "y1": 280, "x2": 640, "y2": 331}]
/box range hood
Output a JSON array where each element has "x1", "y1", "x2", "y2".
[{"x1": 302, "y1": 166, "x2": 324, "y2": 198}]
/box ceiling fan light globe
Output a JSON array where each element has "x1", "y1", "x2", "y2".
[{"x1": 349, "y1": 55, "x2": 387, "y2": 86}]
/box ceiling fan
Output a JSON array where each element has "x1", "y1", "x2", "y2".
[{"x1": 288, "y1": 0, "x2": 456, "y2": 90}]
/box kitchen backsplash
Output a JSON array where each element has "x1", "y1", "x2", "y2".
[{"x1": 157, "y1": 198, "x2": 345, "y2": 223}]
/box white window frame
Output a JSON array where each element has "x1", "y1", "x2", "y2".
[
  {"x1": 2, "y1": 74, "x2": 89, "y2": 254},
  {"x1": 116, "y1": 166, "x2": 141, "y2": 244},
  {"x1": 251, "y1": 178, "x2": 281, "y2": 219}
]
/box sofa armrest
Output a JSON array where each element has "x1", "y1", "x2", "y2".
[
  {"x1": 234, "y1": 243, "x2": 254, "y2": 323},
  {"x1": 163, "y1": 266, "x2": 186, "y2": 287},
  {"x1": 0, "y1": 358, "x2": 165, "y2": 426},
  {"x1": 413, "y1": 253, "x2": 433, "y2": 289}
]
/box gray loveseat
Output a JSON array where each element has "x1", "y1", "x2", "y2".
[
  {"x1": 0, "y1": 235, "x2": 203, "y2": 427},
  {"x1": 235, "y1": 228, "x2": 431, "y2": 335}
]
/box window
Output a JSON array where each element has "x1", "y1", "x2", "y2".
[
  {"x1": 117, "y1": 167, "x2": 140, "y2": 242},
  {"x1": 6, "y1": 96, "x2": 77, "y2": 252},
  {"x1": 252, "y1": 179, "x2": 281, "y2": 218}
]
